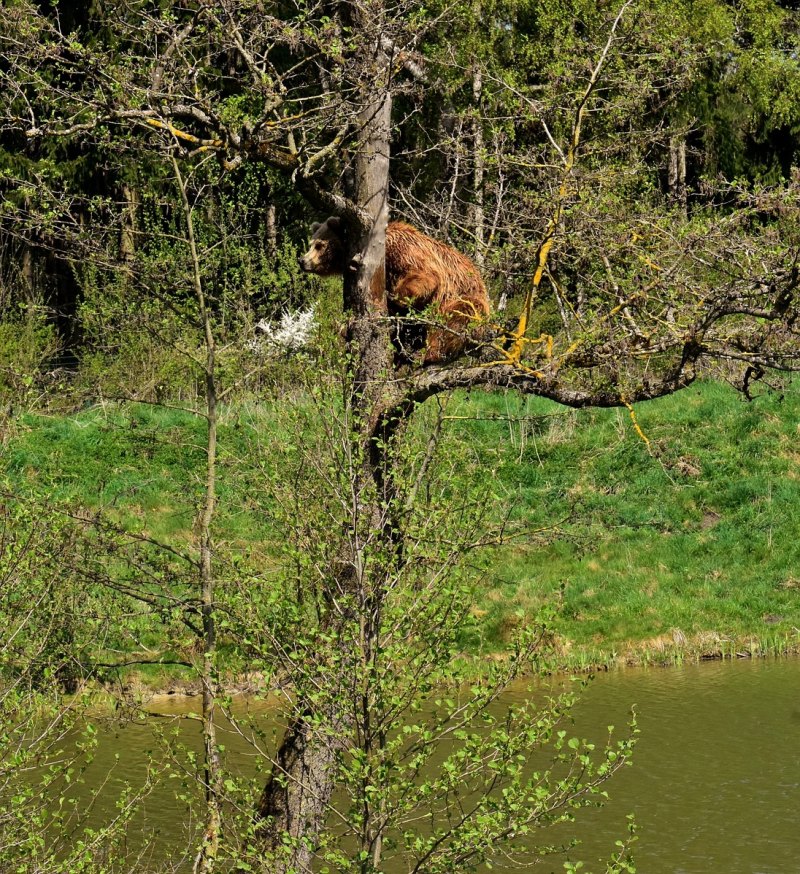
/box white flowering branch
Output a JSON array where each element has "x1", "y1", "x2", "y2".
[{"x1": 249, "y1": 306, "x2": 317, "y2": 355}]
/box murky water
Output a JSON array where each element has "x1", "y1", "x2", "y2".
[
  {"x1": 63, "y1": 658, "x2": 800, "y2": 872},
  {"x1": 567, "y1": 658, "x2": 800, "y2": 873}
]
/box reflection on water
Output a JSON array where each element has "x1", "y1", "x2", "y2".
[{"x1": 70, "y1": 659, "x2": 800, "y2": 873}]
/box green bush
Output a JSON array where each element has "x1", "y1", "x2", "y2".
[{"x1": 0, "y1": 307, "x2": 59, "y2": 413}]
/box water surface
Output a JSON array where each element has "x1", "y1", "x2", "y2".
[
  {"x1": 565, "y1": 658, "x2": 800, "y2": 873},
  {"x1": 69, "y1": 658, "x2": 800, "y2": 872}
]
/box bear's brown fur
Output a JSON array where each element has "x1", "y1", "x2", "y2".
[{"x1": 298, "y1": 216, "x2": 491, "y2": 364}]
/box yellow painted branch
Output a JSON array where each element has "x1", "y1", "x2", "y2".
[
  {"x1": 622, "y1": 398, "x2": 651, "y2": 450},
  {"x1": 507, "y1": 122, "x2": 577, "y2": 362},
  {"x1": 505, "y1": 0, "x2": 633, "y2": 369},
  {"x1": 145, "y1": 118, "x2": 223, "y2": 148}
]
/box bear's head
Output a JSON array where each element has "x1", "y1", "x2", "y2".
[{"x1": 298, "y1": 216, "x2": 346, "y2": 276}]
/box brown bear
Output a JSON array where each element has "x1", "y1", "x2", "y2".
[{"x1": 298, "y1": 216, "x2": 491, "y2": 364}]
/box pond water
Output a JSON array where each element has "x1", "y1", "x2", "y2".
[
  {"x1": 567, "y1": 658, "x2": 800, "y2": 873},
  {"x1": 66, "y1": 658, "x2": 800, "y2": 872}
]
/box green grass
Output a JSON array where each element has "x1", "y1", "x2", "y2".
[
  {"x1": 442, "y1": 381, "x2": 800, "y2": 665},
  {"x1": 3, "y1": 381, "x2": 799, "y2": 673},
  {"x1": 3, "y1": 401, "x2": 282, "y2": 550}
]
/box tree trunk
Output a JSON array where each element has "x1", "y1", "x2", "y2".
[
  {"x1": 253, "y1": 28, "x2": 394, "y2": 871},
  {"x1": 194, "y1": 364, "x2": 222, "y2": 874},
  {"x1": 471, "y1": 64, "x2": 485, "y2": 269},
  {"x1": 265, "y1": 203, "x2": 277, "y2": 256},
  {"x1": 668, "y1": 134, "x2": 686, "y2": 214},
  {"x1": 173, "y1": 155, "x2": 223, "y2": 874},
  {"x1": 253, "y1": 709, "x2": 348, "y2": 872},
  {"x1": 120, "y1": 184, "x2": 138, "y2": 262},
  {"x1": 20, "y1": 244, "x2": 36, "y2": 321}
]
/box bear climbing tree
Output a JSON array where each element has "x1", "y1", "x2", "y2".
[{"x1": 299, "y1": 216, "x2": 491, "y2": 364}]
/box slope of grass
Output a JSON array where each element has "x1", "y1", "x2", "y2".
[
  {"x1": 3, "y1": 381, "x2": 799, "y2": 669},
  {"x1": 444, "y1": 381, "x2": 800, "y2": 663},
  {"x1": 3, "y1": 401, "x2": 281, "y2": 548}
]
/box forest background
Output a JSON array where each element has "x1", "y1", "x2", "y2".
[{"x1": 1, "y1": 0, "x2": 799, "y2": 871}]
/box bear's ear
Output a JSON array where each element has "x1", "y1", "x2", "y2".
[
  {"x1": 326, "y1": 215, "x2": 343, "y2": 231},
  {"x1": 311, "y1": 222, "x2": 321, "y2": 235}
]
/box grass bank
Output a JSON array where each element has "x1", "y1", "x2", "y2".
[
  {"x1": 449, "y1": 380, "x2": 800, "y2": 668},
  {"x1": 3, "y1": 380, "x2": 799, "y2": 676}
]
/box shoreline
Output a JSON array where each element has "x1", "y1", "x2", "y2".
[{"x1": 97, "y1": 627, "x2": 800, "y2": 703}]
